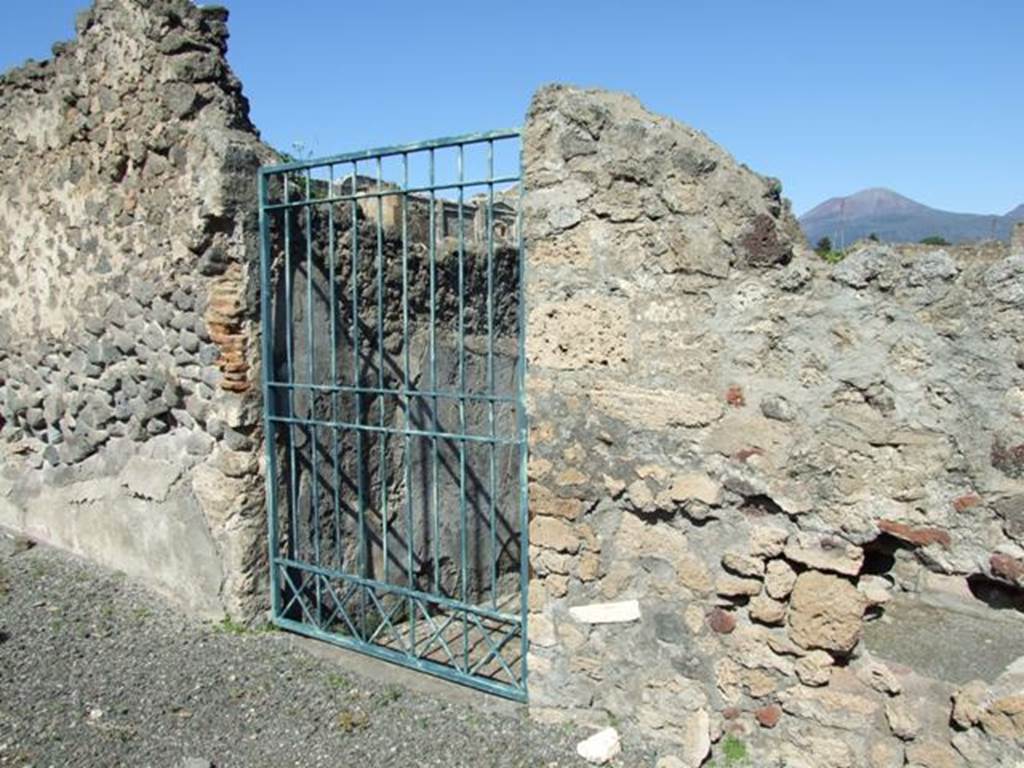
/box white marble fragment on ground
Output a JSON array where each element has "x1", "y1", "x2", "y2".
[
  {"x1": 568, "y1": 599, "x2": 640, "y2": 624},
  {"x1": 576, "y1": 727, "x2": 621, "y2": 764}
]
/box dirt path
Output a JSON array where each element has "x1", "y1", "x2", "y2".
[{"x1": 0, "y1": 535, "x2": 650, "y2": 767}]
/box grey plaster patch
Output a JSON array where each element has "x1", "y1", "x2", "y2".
[
  {"x1": 11, "y1": 487, "x2": 224, "y2": 618},
  {"x1": 121, "y1": 456, "x2": 182, "y2": 502}
]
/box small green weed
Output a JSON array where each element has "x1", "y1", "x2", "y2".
[
  {"x1": 132, "y1": 607, "x2": 152, "y2": 622},
  {"x1": 376, "y1": 684, "x2": 403, "y2": 705},
  {"x1": 819, "y1": 249, "x2": 846, "y2": 264},
  {"x1": 814, "y1": 236, "x2": 846, "y2": 264},
  {"x1": 217, "y1": 616, "x2": 250, "y2": 635},
  {"x1": 723, "y1": 735, "x2": 748, "y2": 762},
  {"x1": 216, "y1": 616, "x2": 274, "y2": 636},
  {"x1": 327, "y1": 672, "x2": 351, "y2": 689},
  {"x1": 705, "y1": 734, "x2": 750, "y2": 767}
]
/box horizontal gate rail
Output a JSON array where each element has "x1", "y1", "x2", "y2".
[
  {"x1": 258, "y1": 128, "x2": 528, "y2": 701},
  {"x1": 266, "y1": 413, "x2": 520, "y2": 446},
  {"x1": 262, "y1": 128, "x2": 520, "y2": 174},
  {"x1": 260, "y1": 177, "x2": 523, "y2": 212},
  {"x1": 266, "y1": 380, "x2": 517, "y2": 404},
  {"x1": 275, "y1": 557, "x2": 522, "y2": 624}
]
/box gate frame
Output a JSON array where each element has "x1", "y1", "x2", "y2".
[{"x1": 257, "y1": 129, "x2": 530, "y2": 701}]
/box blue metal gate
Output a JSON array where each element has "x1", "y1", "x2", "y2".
[{"x1": 258, "y1": 131, "x2": 528, "y2": 700}]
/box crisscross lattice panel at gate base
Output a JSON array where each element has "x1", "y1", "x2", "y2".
[{"x1": 258, "y1": 131, "x2": 528, "y2": 700}]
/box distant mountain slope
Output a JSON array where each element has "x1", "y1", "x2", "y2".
[
  {"x1": 799, "y1": 188, "x2": 1024, "y2": 246},
  {"x1": 1005, "y1": 203, "x2": 1024, "y2": 220}
]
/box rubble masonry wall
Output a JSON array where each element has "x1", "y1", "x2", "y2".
[
  {"x1": 522, "y1": 85, "x2": 1024, "y2": 767},
  {"x1": 0, "y1": 0, "x2": 273, "y2": 618}
]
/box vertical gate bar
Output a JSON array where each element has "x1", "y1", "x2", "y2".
[
  {"x1": 428, "y1": 148, "x2": 440, "y2": 595},
  {"x1": 351, "y1": 159, "x2": 367, "y2": 636},
  {"x1": 401, "y1": 151, "x2": 416, "y2": 654},
  {"x1": 516, "y1": 146, "x2": 529, "y2": 696},
  {"x1": 305, "y1": 168, "x2": 322, "y2": 625},
  {"x1": 328, "y1": 164, "x2": 342, "y2": 572},
  {"x1": 457, "y1": 143, "x2": 469, "y2": 671},
  {"x1": 375, "y1": 157, "x2": 389, "y2": 587},
  {"x1": 486, "y1": 140, "x2": 497, "y2": 608},
  {"x1": 258, "y1": 169, "x2": 282, "y2": 618},
  {"x1": 283, "y1": 174, "x2": 299, "y2": 564}
]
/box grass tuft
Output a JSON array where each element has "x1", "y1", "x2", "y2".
[
  {"x1": 326, "y1": 672, "x2": 351, "y2": 690},
  {"x1": 376, "y1": 684, "x2": 403, "y2": 705},
  {"x1": 706, "y1": 734, "x2": 751, "y2": 768},
  {"x1": 215, "y1": 616, "x2": 275, "y2": 636},
  {"x1": 217, "y1": 616, "x2": 251, "y2": 635}
]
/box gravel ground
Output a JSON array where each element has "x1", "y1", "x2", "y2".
[{"x1": 0, "y1": 536, "x2": 654, "y2": 768}]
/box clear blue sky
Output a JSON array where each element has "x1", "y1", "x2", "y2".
[{"x1": 1, "y1": 0, "x2": 1021, "y2": 215}]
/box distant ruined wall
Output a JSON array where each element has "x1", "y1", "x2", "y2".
[
  {"x1": 1013, "y1": 221, "x2": 1024, "y2": 256},
  {"x1": 0, "y1": 0, "x2": 275, "y2": 618},
  {"x1": 523, "y1": 86, "x2": 1024, "y2": 767}
]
